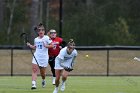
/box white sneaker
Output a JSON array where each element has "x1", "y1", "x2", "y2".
[
  {"x1": 52, "y1": 77, "x2": 56, "y2": 85},
  {"x1": 31, "y1": 81, "x2": 36, "y2": 90},
  {"x1": 31, "y1": 84, "x2": 37, "y2": 89},
  {"x1": 42, "y1": 80, "x2": 46, "y2": 88},
  {"x1": 60, "y1": 82, "x2": 65, "y2": 91},
  {"x1": 53, "y1": 87, "x2": 58, "y2": 93}
]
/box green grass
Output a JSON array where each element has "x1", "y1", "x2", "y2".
[{"x1": 0, "y1": 76, "x2": 140, "y2": 93}]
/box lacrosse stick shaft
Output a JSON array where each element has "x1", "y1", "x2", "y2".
[
  {"x1": 30, "y1": 49, "x2": 40, "y2": 67},
  {"x1": 20, "y1": 33, "x2": 40, "y2": 68}
]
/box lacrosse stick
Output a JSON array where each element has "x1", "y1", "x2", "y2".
[{"x1": 20, "y1": 33, "x2": 40, "y2": 67}]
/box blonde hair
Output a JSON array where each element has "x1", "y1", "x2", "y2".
[{"x1": 67, "y1": 39, "x2": 75, "y2": 47}]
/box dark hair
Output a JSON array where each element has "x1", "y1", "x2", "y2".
[
  {"x1": 34, "y1": 23, "x2": 44, "y2": 31},
  {"x1": 38, "y1": 23, "x2": 43, "y2": 26},
  {"x1": 33, "y1": 23, "x2": 46, "y2": 36}
]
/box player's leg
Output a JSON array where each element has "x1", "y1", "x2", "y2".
[
  {"x1": 31, "y1": 63, "x2": 39, "y2": 89},
  {"x1": 55, "y1": 69, "x2": 61, "y2": 87},
  {"x1": 49, "y1": 57, "x2": 56, "y2": 77},
  {"x1": 60, "y1": 70, "x2": 69, "y2": 91},
  {"x1": 53, "y1": 57, "x2": 63, "y2": 93},
  {"x1": 40, "y1": 67, "x2": 47, "y2": 88},
  {"x1": 49, "y1": 56, "x2": 56, "y2": 85},
  {"x1": 53, "y1": 69, "x2": 61, "y2": 93}
]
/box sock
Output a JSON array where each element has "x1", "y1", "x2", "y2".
[
  {"x1": 62, "y1": 80, "x2": 65, "y2": 84},
  {"x1": 53, "y1": 77, "x2": 56, "y2": 79},
  {"x1": 55, "y1": 87, "x2": 58, "y2": 90},
  {"x1": 42, "y1": 79, "x2": 45, "y2": 82},
  {"x1": 32, "y1": 80, "x2": 36, "y2": 85}
]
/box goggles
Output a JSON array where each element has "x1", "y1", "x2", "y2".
[{"x1": 50, "y1": 32, "x2": 56, "y2": 34}]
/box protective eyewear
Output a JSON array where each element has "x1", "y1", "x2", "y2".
[{"x1": 50, "y1": 32, "x2": 56, "y2": 34}]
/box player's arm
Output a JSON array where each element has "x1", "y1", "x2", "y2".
[
  {"x1": 26, "y1": 42, "x2": 36, "y2": 49},
  {"x1": 59, "y1": 58, "x2": 64, "y2": 65},
  {"x1": 71, "y1": 56, "x2": 76, "y2": 68},
  {"x1": 70, "y1": 50, "x2": 78, "y2": 69},
  {"x1": 43, "y1": 36, "x2": 54, "y2": 48},
  {"x1": 58, "y1": 51, "x2": 65, "y2": 65},
  {"x1": 43, "y1": 42, "x2": 54, "y2": 48},
  {"x1": 57, "y1": 50, "x2": 66, "y2": 67},
  {"x1": 57, "y1": 57, "x2": 68, "y2": 69},
  {"x1": 63, "y1": 56, "x2": 77, "y2": 72}
]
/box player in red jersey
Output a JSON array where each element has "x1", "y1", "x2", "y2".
[{"x1": 48, "y1": 29, "x2": 63, "y2": 85}]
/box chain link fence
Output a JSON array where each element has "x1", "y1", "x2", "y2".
[{"x1": 1, "y1": 46, "x2": 140, "y2": 76}]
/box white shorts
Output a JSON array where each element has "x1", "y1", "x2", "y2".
[
  {"x1": 54, "y1": 57, "x2": 64, "y2": 70},
  {"x1": 32, "y1": 57, "x2": 48, "y2": 67}
]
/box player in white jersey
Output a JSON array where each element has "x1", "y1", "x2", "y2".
[
  {"x1": 53, "y1": 39, "x2": 78, "y2": 93},
  {"x1": 27, "y1": 23, "x2": 53, "y2": 89}
]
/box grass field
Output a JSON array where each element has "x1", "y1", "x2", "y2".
[
  {"x1": 0, "y1": 76, "x2": 140, "y2": 93},
  {"x1": 1, "y1": 50, "x2": 140, "y2": 93}
]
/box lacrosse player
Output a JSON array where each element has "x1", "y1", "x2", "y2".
[
  {"x1": 53, "y1": 39, "x2": 78, "y2": 93},
  {"x1": 48, "y1": 29, "x2": 63, "y2": 85},
  {"x1": 27, "y1": 23, "x2": 53, "y2": 89}
]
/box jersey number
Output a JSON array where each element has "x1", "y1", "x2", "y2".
[
  {"x1": 38, "y1": 45, "x2": 42, "y2": 49},
  {"x1": 53, "y1": 44, "x2": 57, "y2": 49}
]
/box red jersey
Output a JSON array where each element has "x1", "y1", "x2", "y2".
[{"x1": 49, "y1": 37, "x2": 63, "y2": 57}]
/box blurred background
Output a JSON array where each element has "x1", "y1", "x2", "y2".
[
  {"x1": 1, "y1": 0, "x2": 140, "y2": 76},
  {"x1": 0, "y1": 0, "x2": 140, "y2": 46}
]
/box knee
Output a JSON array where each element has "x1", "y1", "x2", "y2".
[
  {"x1": 56, "y1": 76, "x2": 60, "y2": 81},
  {"x1": 40, "y1": 71, "x2": 46, "y2": 76},
  {"x1": 40, "y1": 68, "x2": 46, "y2": 75},
  {"x1": 32, "y1": 68, "x2": 38, "y2": 73},
  {"x1": 62, "y1": 75, "x2": 67, "y2": 79},
  {"x1": 62, "y1": 73, "x2": 68, "y2": 79}
]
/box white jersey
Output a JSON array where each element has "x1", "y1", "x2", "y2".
[
  {"x1": 32, "y1": 35, "x2": 52, "y2": 67},
  {"x1": 55, "y1": 47, "x2": 78, "y2": 69}
]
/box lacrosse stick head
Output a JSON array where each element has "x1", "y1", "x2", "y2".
[{"x1": 20, "y1": 33, "x2": 29, "y2": 43}]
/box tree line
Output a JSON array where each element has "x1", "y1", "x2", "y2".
[{"x1": 0, "y1": 0, "x2": 140, "y2": 46}]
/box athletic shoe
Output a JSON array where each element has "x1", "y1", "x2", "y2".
[
  {"x1": 31, "y1": 84, "x2": 36, "y2": 90},
  {"x1": 53, "y1": 87, "x2": 58, "y2": 93},
  {"x1": 60, "y1": 82, "x2": 65, "y2": 91},
  {"x1": 42, "y1": 80, "x2": 46, "y2": 88},
  {"x1": 31, "y1": 81, "x2": 37, "y2": 90},
  {"x1": 52, "y1": 77, "x2": 56, "y2": 85}
]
